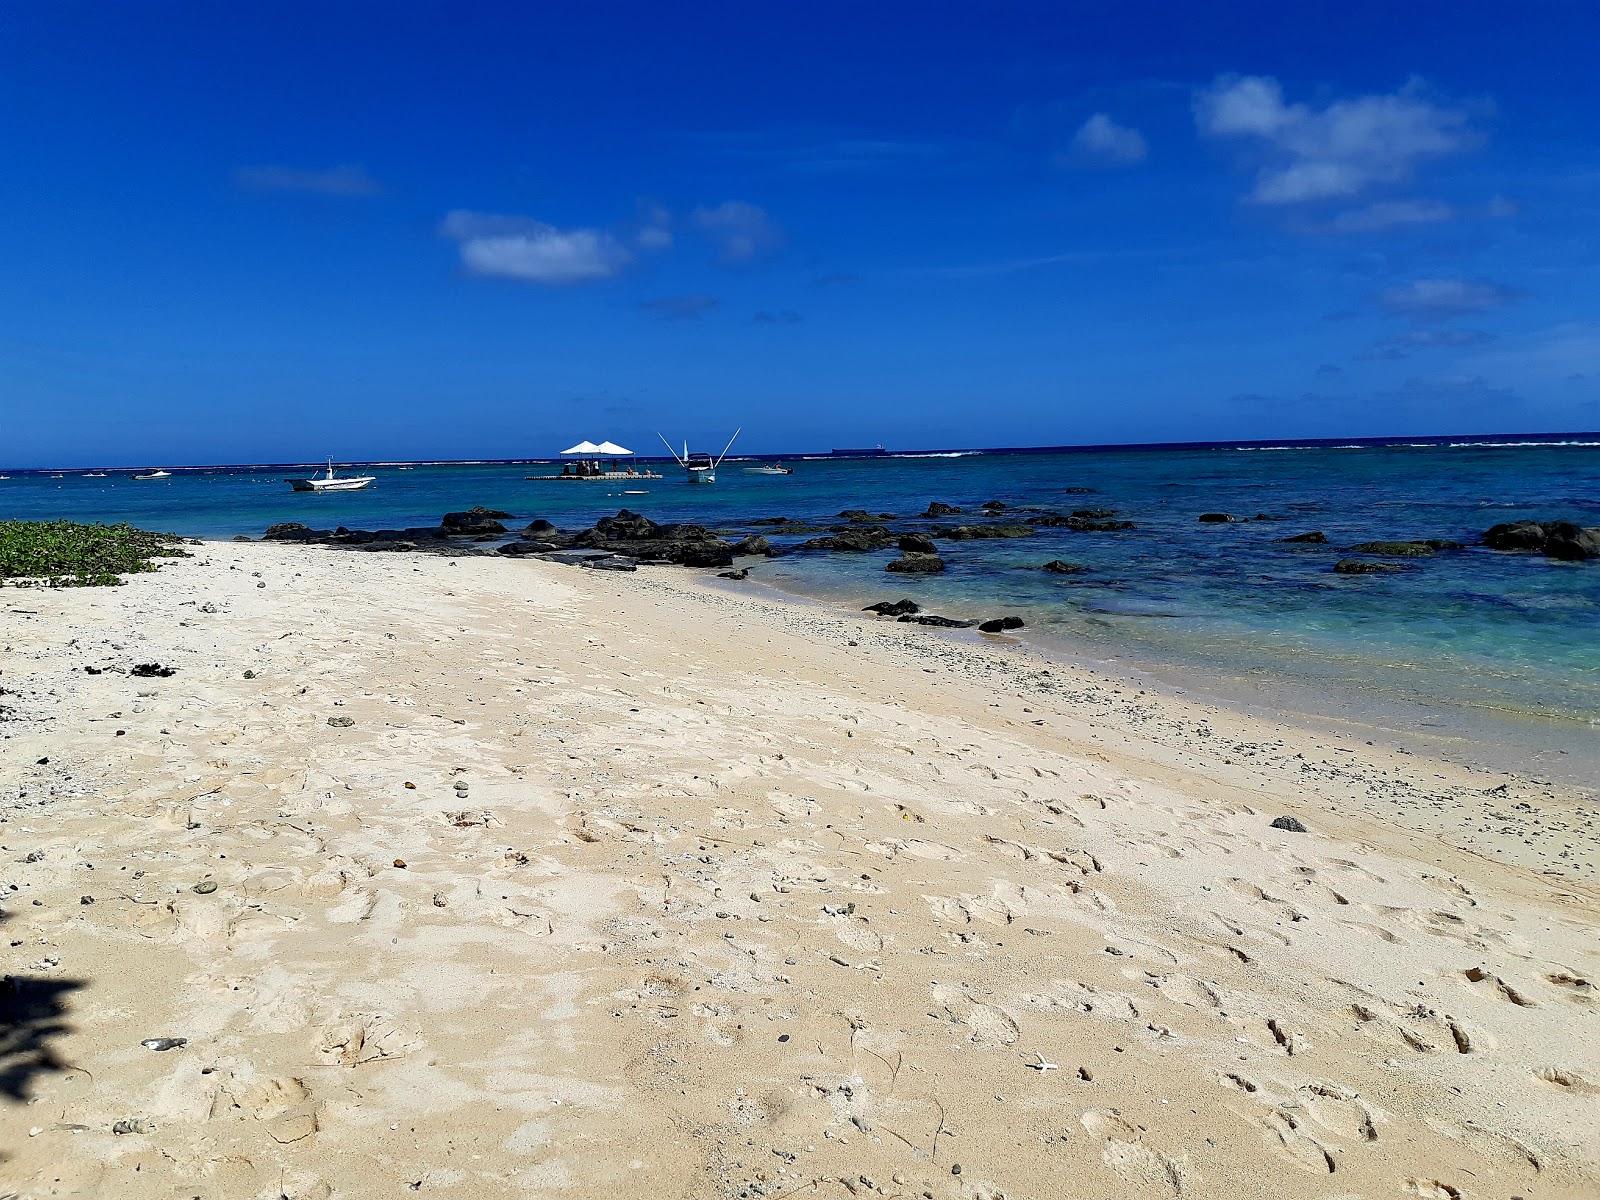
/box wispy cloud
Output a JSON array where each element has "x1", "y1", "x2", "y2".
[
  {"x1": 1372, "y1": 277, "x2": 1519, "y2": 320},
  {"x1": 1060, "y1": 113, "x2": 1148, "y2": 167},
  {"x1": 1195, "y1": 75, "x2": 1479, "y2": 204},
  {"x1": 1378, "y1": 373, "x2": 1520, "y2": 410},
  {"x1": 234, "y1": 163, "x2": 382, "y2": 196},
  {"x1": 1358, "y1": 328, "x2": 1496, "y2": 360},
  {"x1": 1319, "y1": 199, "x2": 1455, "y2": 233},
  {"x1": 439, "y1": 211, "x2": 630, "y2": 285},
  {"x1": 635, "y1": 201, "x2": 673, "y2": 250},
  {"x1": 692, "y1": 201, "x2": 783, "y2": 265},
  {"x1": 640, "y1": 294, "x2": 718, "y2": 320}
]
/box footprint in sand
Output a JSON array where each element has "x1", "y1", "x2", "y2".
[
  {"x1": 1461, "y1": 966, "x2": 1538, "y2": 1007},
  {"x1": 1080, "y1": 1109, "x2": 1186, "y2": 1194},
  {"x1": 315, "y1": 1012, "x2": 422, "y2": 1066}
]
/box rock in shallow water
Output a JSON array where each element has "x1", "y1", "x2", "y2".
[
  {"x1": 897, "y1": 613, "x2": 977, "y2": 628},
  {"x1": 886, "y1": 552, "x2": 944, "y2": 573},
  {"x1": 978, "y1": 616, "x2": 1025, "y2": 633},
  {"x1": 1334, "y1": 559, "x2": 1401, "y2": 574},
  {"x1": 1484, "y1": 519, "x2": 1600, "y2": 560},
  {"x1": 864, "y1": 599, "x2": 919, "y2": 616}
]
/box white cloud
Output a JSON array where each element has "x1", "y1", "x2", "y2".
[
  {"x1": 1066, "y1": 113, "x2": 1148, "y2": 167},
  {"x1": 692, "y1": 201, "x2": 783, "y2": 264},
  {"x1": 1195, "y1": 75, "x2": 1477, "y2": 204},
  {"x1": 439, "y1": 210, "x2": 630, "y2": 285},
  {"x1": 1373, "y1": 277, "x2": 1519, "y2": 319},
  {"x1": 234, "y1": 163, "x2": 382, "y2": 196}
]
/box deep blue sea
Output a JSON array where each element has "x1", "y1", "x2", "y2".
[{"x1": 5, "y1": 439, "x2": 1598, "y2": 781}]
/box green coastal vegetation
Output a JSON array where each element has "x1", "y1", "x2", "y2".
[{"x1": 0, "y1": 519, "x2": 189, "y2": 587}]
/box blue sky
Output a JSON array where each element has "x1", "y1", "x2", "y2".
[{"x1": 3, "y1": 1, "x2": 1597, "y2": 466}]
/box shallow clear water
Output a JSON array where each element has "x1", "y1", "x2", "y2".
[{"x1": 5, "y1": 442, "x2": 1598, "y2": 763}]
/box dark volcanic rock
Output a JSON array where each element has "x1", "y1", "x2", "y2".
[
  {"x1": 263, "y1": 522, "x2": 317, "y2": 541},
  {"x1": 802, "y1": 526, "x2": 896, "y2": 552},
  {"x1": 1334, "y1": 559, "x2": 1401, "y2": 574},
  {"x1": 1545, "y1": 523, "x2": 1600, "y2": 561},
  {"x1": 898, "y1": 533, "x2": 938, "y2": 554},
  {"x1": 731, "y1": 534, "x2": 773, "y2": 556},
  {"x1": 442, "y1": 506, "x2": 510, "y2": 534},
  {"x1": 1064, "y1": 486, "x2": 1097, "y2": 494},
  {"x1": 838, "y1": 509, "x2": 896, "y2": 522},
  {"x1": 717, "y1": 568, "x2": 749, "y2": 580},
  {"x1": 1041, "y1": 560, "x2": 1090, "y2": 574},
  {"x1": 1349, "y1": 540, "x2": 1436, "y2": 557},
  {"x1": 922, "y1": 502, "x2": 962, "y2": 518},
  {"x1": 978, "y1": 616, "x2": 1025, "y2": 633},
  {"x1": 864, "y1": 599, "x2": 919, "y2": 616},
  {"x1": 1270, "y1": 816, "x2": 1308, "y2": 833},
  {"x1": 1278, "y1": 531, "x2": 1328, "y2": 543},
  {"x1": 981, "y1": 500, "x2": 1007, "y2": 511},
  {"x1": 523, "y1": 519, "x2": 559, "y2": 538},
  {"x1": 581, "y1": 555, "x2": 638, "y2": 572},
  {"x1": 933, "y1": 524, "x2": 1034, "y2": 540},
  {"x1": 232, "y1": 534, "x2": 253, "y2": 542},
  {"x1": 886, "y1": 552, "x2": 945, "y2": 574},
  {"x1": 751, "y1": 516, "x2": 791, "y2": 526},
  {"x1": 1198, "y1": 513, "x2": 1238, "y2": 523},
  {"x1": 1070, "y1": 509, "x2": 1117, "y2": 519},
  {"x1": 496, "y1": 542, "x2": 544, "y2": 556},
  {"x1": 1483, "y1": 520, "x2": 1547, "y2": 551},
  {"x1": 1028, "y1": 514, "x2": 1134, "y2": 531},
  {"x1": 897, "y1": 613, "x2": 978, "y2": 628},
  {"x1": 1484, "y1": 519, "x2": 1600, "y2": 560}
]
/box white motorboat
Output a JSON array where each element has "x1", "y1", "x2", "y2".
[
  {"x1": 743, "y1": 462, "x2": 793, "y2": 475},
  {"x1": 287, "y1": 458, "x2": 375, "y2": 492},
  {"x1": 132, "y1": 469, "x2": 171, "y2": 480},
  {"x1": 658, "y1": 428, "x2": 741, "y2": 484}
]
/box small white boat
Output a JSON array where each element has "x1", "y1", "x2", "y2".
[
  {"x1": 132, "y1": 469, "x2": 171, "y2": 480},
  {"x1": 659, "y1": 428, "x2": 741, "y2": 485},
  {"x1": 743, "y1": 463, "x2": 793, "y2": 475},
  {"x1": 84, "y1": 471, "x2": 108, "y2": 477},
  {"x1": 287, "y1": 458, "x2": 375, "y2": 492}
]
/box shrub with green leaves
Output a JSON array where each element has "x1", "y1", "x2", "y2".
[{"x1": 0, "y1": 520, "x2": 190, "y2": 587}]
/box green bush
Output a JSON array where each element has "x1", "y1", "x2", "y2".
[{"x1": 0, "y1": 520, "x2": 190, "y2": 587}]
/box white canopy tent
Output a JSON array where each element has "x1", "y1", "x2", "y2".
[
  {"x1": 592, "y1": 440, "x2": 633, "y2": 455},
  {"x1": 560, "y1": 440, "x2": 603, "y2": 456}
]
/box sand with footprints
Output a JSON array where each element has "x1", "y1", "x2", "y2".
[{"x1": 1, "y1": 543, "x2": 1597, "y2": 1198}]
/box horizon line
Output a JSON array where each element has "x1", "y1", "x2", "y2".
[{"x1": 4, "y1": 429, "x2": 1598, "y2": 474}]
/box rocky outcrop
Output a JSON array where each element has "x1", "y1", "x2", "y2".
[
  {"x1": 1334, "y1": 559, "x2": 1401, "y2": 574},
  {"x1": 864, "y1": 599, "x2": 919, "y2": 616},
  {"x1": 1028, "y1": 514, "x2": 1134, "y2": 531},
  {"x1": 1070, "y1": 509, "x2": 1117, "y2": 519},
  {"x1": 898, "y1": 533, "x2": 937, "y2": 554},
  {"x1": 1041, "y1": 560, "x2": 1089, "y2": 574},
  {"x1": 922, "y1": 502, "x2": 961, "y2": 518},
  {"x1": 522, "y1": 519, "x2": 560, "y2": 539},
  {"x1": 897, "y1": 613, "x2": 977, "y2": 628},
  {"x1": 731, "y1": 535, "x2": 774, "y2": 556},
  {"x1": 980, "y1": 501, "x2": 1007, "y2": 511},
  {"x1": 932, "y1": 525, "x2": 1034, "y2": 540},
  {"x1": 442, "y1": 506, "x2": 510, "y2": 534},
  {"x1": 1198, "y1": 513, "x2": 1239, "y2": 523},
  {"x1": 1063, "y1": 486, "x2": 1097, "y2": 494},
  {"x1": 1484, "y1": 520, "x2": 1600, "y2": 561},
  {"x1": 1348, "y1": 541, "x2": 1436, "y2": 557},
  {"x1": 801, "y1": 526, "x2": 896, "y2": 552},
  {"x1": 1277, "y1": 531, "x2": 1327, "y2": 543},
  {"x1": 886, "y1": 553, "x2": 944, "y2": 573}
]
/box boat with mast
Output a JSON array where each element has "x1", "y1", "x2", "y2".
[
  {"x1": 131, "y1": 469, "x2": 172, "y2": 480},
  {"x1": 286, "y1": 458, "x2": 375, "y2": 492},
  {"x1": 658, "y1": 428, "x2": 740, "y2": 484}
]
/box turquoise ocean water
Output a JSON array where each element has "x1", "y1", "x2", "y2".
[{"x1": 5, "y1": 438, "x2": 1598, "y2": 781}]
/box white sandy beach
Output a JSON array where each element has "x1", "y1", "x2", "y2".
[{"x1": 2, "y1": 542, "x2": 1597, "y2": 1199}]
